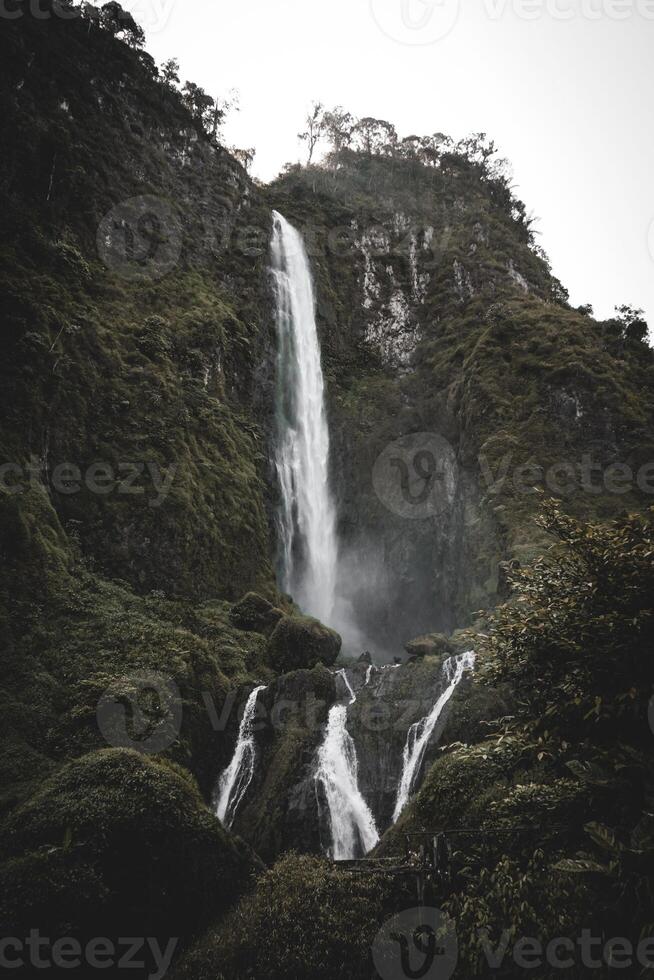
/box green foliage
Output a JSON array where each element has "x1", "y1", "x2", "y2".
[
  {"x1": 483, "y1": 501, "x2": 654, "y2": 735},
  {"x1": 173, "y1": 853, "x2": 393, "y2": 980}
]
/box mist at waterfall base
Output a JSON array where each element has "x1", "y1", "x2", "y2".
[{"x1": 270, "y1": 210, "x2": 387, "y2": 660}]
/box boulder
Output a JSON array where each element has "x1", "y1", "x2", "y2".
[
  {"x1": 265, "y1": 615, "x2": 341, "y2": 674},
  {"x1": 229, "y1": 592, "x2": 284, "y2": 636},
  {"x1": 0, "y1": 749, "x2": 260, "y2": 945},
  {"x1": 404, "y1": 632, "x2": 453, "y2": 659}
]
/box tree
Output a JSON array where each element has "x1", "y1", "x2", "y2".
[
  {"x1": 161, "y1": 58, "x2": 180, "y2": 89},
  {"x1": 211, "y1": 88, "x2": 239, "y2": 141},
  {"x1": 230, "y1": 147, "x2": 256, "y2": 173},
  {"x1": 351, "y1": 117, "x2": 397, "y2": 156},
  {"x1": 181, "y1": 81, "x2": 215, "y2": 131},
  {"x1": 99, "y1": 2, "x2": 145, "y2": 47},
  {"x1": 322, "y1": 106, "x2": 354, "y2": 155},
  {"x1": 298, "y1": 102, "x2": 325, "y2": 165},
  {"x1": 613, "y1": 305, "x2": 649, "y2": 344}
]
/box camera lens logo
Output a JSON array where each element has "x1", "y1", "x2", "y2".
[
  {"x1": 370, "y1": 0, "x2": 461, "y2": 45},
  {"x1": 373, "y1": 432, "x2": 458, "y2": 520},
  {"x1": 97, "y1": 195, "x2": 182, "y2": 281},
  {"x1": 373, "y1": 907, "x2": 458, "y2": 980},
  {"x1": 96, "y1": 671, "x2": 182, "y2": 755}
]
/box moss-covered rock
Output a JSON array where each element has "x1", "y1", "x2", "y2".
[
  {"x1": 231, "y1": 665, "x2": 336, "y2": 861},
  {"x1": 0, "y1": 749, "x2": 260, "y2": 946},
  {"x1": 265, "y1": 615, "x2": 341, "y2": 673},
  {"x1": 228, "y1": 592, "x2": 284, "y2": 636},
  {"x1": 405, "y1": 631, "x2": 453, "y2": 659}
]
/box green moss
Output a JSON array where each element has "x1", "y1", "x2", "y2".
[{"x1": 0, "y1": 748, "x2": 260, "y2": 945}]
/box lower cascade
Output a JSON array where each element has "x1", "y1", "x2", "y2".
[
  {"x1": 393, "y1": 652, "x2": 476, "y2": 822},
  {"x1": 314, "y1": 669, "x2": 380, "y2": 860},
  {"x1": 214, "y1": 685, "x2": 266, "y2": 828}
]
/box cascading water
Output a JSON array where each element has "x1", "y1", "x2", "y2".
[
  {"x1": 314, "y1": 668, "x2": 379, "y2": 860},
  {"x1": 392, "y1": 652, "x2": 475, "y2": 822},
  {"x1": 270, "y1": 211, "x2": 338, "y2": 626},
  {"x1": 215, "y1": 685, "x2": 266, "y2": 828}
]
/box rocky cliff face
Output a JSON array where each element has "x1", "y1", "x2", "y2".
[
  {"x1": 1, "y1": 7, "x2": 277, "y2": 604},
  {"x1": 269, "y1": 157, "x2": 654, "y2": 656},
  {"x1": 226, "y1": 653, "x2": 484, "y2": 856}
]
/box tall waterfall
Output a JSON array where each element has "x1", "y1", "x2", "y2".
[
  {"x1": 315, "y1": 669, "x2": 379, "y2": 860},
  {"x1": 393, "y1": 652, "x2": 475, "y2": 822},
  {"x1": 270, "y1": 211, "x2": 338, "y2": 626},
  {"x1": 215, "y1": 685, "x2": 266, "y2": 828}
]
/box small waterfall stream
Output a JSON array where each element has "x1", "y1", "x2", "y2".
[
  {"x1": 314, "y1": 668, "x2": 379, "y2": 860},
  {"x1": 215, "y1": 685, "x2": 266, "y2": 828},
  {"x1": 270, "y1": 211, "x2": 338, "y2": 626},
  {"x1": 393, "y1": 652, "x2": 475, "y2": 822}
]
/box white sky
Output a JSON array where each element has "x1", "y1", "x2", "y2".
[{"x1": 137, "y1": 0, "x2": 654, "y2": 327}]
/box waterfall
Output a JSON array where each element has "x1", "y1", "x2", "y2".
[
  {"x1": 392, "y1": 652, "x2": 475, "y2": 822},
  {"x1": 314, "y1": 668, "x2": 379, "y2": 860},
  {"x1": 215, "y1": 685, "x2": 266, "y2": 828},
  {"x1": 270, "y1": 211, "x2": 338, "y2": 626}
]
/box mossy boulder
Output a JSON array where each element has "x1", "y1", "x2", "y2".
[
  {"x1": 405, "y1": 632, "x2": 453, "y2": 659},
  {"x1": 265, "y1": 615, "x2": 341, "y2": 673},
  {"x1": 228, "y1": 592, "x2": 284, "y2": 636},
  {"x1": 0, "y1": 749, "x2": 260, "y2": 945},
  {"x1": 231, "y1": 665, "x2": 336, "y2": 861},
  {"x1": 171, "y1": 853, "x2": 394, "y2": 980}
]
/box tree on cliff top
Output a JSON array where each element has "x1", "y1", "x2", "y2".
[{"x1": 298, "y1": 102, "x2": 325, "y2": 164}]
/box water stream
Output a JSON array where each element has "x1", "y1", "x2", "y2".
[
  {"x1": 393, "y1": 652, "x2": 475, "y2": 822},
  {"x1": 215, "y1": 685, "x2": 266, "y2": 828},
  {"x1": 270, "y1": 211, "x2": 338, "y2": 626},
  {"x1": 314, "y1": 668, "x2": 379, "y2": 860}
]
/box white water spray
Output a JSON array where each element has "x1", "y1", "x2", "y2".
[
  {"x1": 215, "y1": 685, "x2": 266, "y2": 828},
  {"x1": 314, "y1": 668, "x2": 379, "y2": 860},
  {"x1": 392, "y1": 652, "x2": 475, "y2": 822},
  {"x1": 271, "y1": 211, "x2": 338, "y2": 626}
]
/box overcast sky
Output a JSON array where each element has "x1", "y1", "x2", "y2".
[{"x1": 137, "y1": 0, "x2": 654, "y2": 328}]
